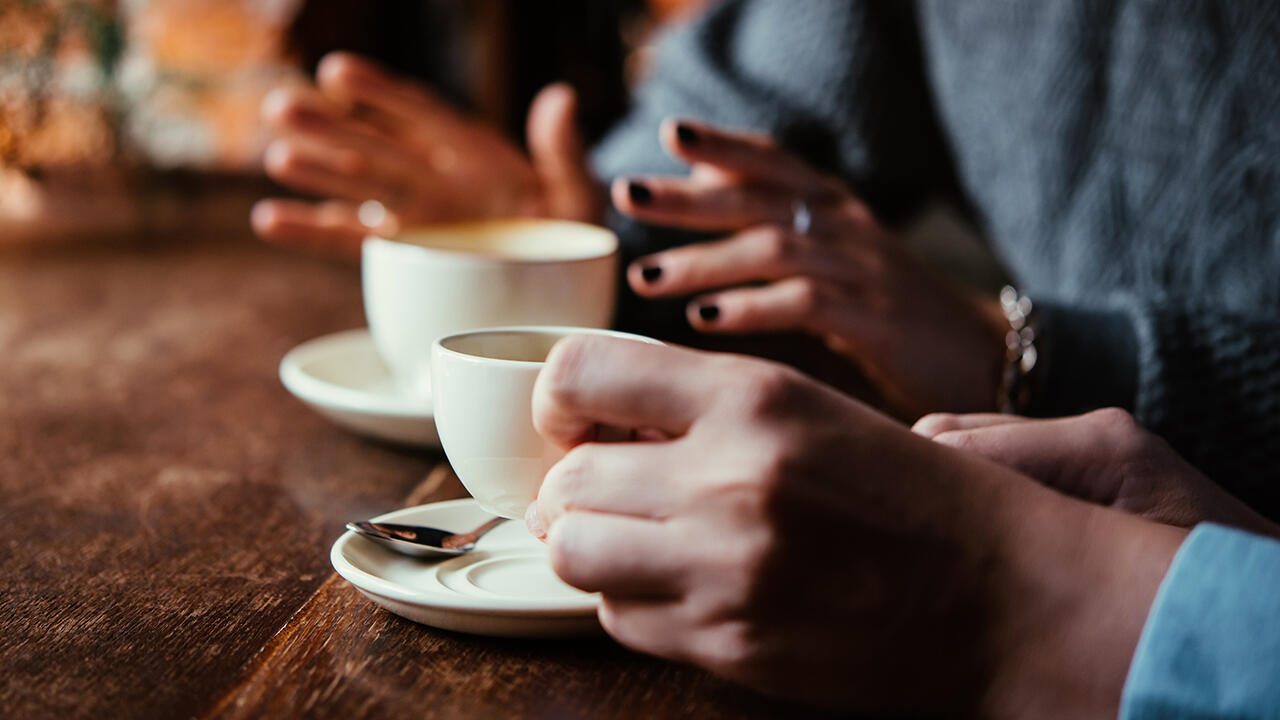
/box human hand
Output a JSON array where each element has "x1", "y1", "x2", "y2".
[
  {"x1": 913, "y1": 408, "x2": 1280, "y2": 538},
  {"x1": 614, "y1": 120, "x2": 1008, "y2": 419},
  {"x1": 252, "y1": 52, "x2": 601, "y2": 257},
  {"x1": 526, "y1": 336, "x2": 1186, "y2": 716}
]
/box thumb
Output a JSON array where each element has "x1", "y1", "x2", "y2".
[
  {"x1": 526, "y1": 83, "x2": 602, "y2": 222},
  {"x1": 929, "y1": 414, "x2": 1123, "y2": 504}
]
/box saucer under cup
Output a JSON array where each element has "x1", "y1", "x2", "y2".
[{"x1": 331, "y1": 498, "x2": 600, "y2": 638}]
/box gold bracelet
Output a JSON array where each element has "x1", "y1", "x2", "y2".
[{"x1": 997, "y1": 285, "x2": 1038, "y2": 414}]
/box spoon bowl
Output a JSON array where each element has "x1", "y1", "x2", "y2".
[{"x1": 346, "y1": 516, "x2": 505, "y2": 558}]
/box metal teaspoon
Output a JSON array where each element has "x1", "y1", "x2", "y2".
[{"x1": 346, "y1": 516, "x2": 506, "y2": 558}]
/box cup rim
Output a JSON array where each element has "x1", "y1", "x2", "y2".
[
  {"x1": 432, "y1": 326, "x2": 662, "y2": 368},
  {"x1": 363, "y1": 219, "x2": 619, "y2": 266}
]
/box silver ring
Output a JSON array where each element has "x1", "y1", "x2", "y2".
[{"x1": 791, "y1": 198, "x2": 813, "y2": 235}]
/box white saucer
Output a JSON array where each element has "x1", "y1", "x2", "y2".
[
  {"x1": 279, "y1": 328, "x2": 440, "y2": 448},
  {"x1": 331, "y1": 498, "x2": 601, "y2": 638}
]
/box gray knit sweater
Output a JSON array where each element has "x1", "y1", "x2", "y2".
[{"x1": 593, "y1": 0, "x2": 1280, "y2": 515}]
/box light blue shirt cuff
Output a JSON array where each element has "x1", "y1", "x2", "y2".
[{"x1": 1121, "y1": 523, "x2": 1280, "y2": 719}]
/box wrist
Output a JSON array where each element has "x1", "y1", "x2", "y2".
[{"x1": 982, "y1": 490, "x2": 1187, "y2": 720}]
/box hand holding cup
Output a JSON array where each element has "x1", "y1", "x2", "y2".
[{"x1": 524, "y1": 335, "x2": 1187, "y2": 715}]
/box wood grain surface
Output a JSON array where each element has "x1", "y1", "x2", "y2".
[{"x1": 0, "y1": 235, "x2": 821, "y2": 719}]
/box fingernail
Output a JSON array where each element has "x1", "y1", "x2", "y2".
[
  {"x1": 525, "y1": 502, "x2": 546, "y2": 540},
  {"x1": 640, "y1": 264, "x2": 663, "y2": 283},
  {"x1": 628, "y1": 181, "x2": 653, "y2": 205},
  {"x1": 698, "y1": 304, "x2": 720, "y2": 322},
  {"x1": 675, "y1": 123, "x2": 700, "y2": 146}
]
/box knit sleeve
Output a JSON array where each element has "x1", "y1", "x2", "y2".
[
  {"x1": 592, "y1": 0, "x2": 955, "y2": 224},
  {"x1": 1032, "y1": 300, "x2": 1280, "y2": 518}
]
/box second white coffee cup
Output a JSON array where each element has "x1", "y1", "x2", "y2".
[
  {"x1": 363, "y1": 219, "x2": 619, "y2": 399},
  {"x1": 431, "y1": 326, "x2": 661, "y2": 519}
]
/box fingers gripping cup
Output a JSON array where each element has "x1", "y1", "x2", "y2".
[
  {"x1": 362, "y1": 220, "x2": 619, "y2": 399},
  {"x1": 431, "y1": 327, "x2": 660, "y2": 519}
]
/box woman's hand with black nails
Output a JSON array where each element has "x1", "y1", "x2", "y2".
[{"x1": 614, "y1": 119, "x2": 1008, "y2": 419}]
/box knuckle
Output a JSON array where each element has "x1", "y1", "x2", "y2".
[
  {"x1": 836, "y1": 197, "x2": 876, "y2": 230},
  {"x1": 542, "y1": 446, "x2": 594, "y2": 504},
  {"x1": 262, "y1": 87, "x2": 305, "y2": 127},
  {"x1": 738, "y1": 363, "x2": 808, "y2": 419},
  {"x1": 750, "y1": 443, "x2": 793, "y2": 492},
  {"x1": 546, "y1": 533, "x2": 574, "y2": 580},
  {"x1": 1088, "y1": 406, "x2": 1138, "y2": 429},
  {"x1": 546, "y1": 516, "x2": 590, "y2": 585},
  {"x1": 264, "y1": 141, "x2": 298, "y2": 176},
  {"x1": 1087, "y1": 407, "x2": 1143, "y2": 442},
  {"x1": 696, "y1": 623, "x2": 757, "y2": 674},
  {"x1": 272, "y1": 96, "x2": 306, "y2": 127},
  {"x1": 756, "y1": 226, "x2": 795, "y2": 264},
  {"x1": 317, "y1": 52, "x2": 358, "y2": 89},
  {"x1": 790, "y1": 277, "x2": 828, "y2": 317},
  {"x1": 596, "y1": 599, "x2": 633, "y2": 646},
  {"x1": 598, "y1": 600, "x2": 687, "y2": 662},
  {"x1": 688, "y1": 463, "x2": 773, "y2": 530},
  {"x1": 1087, "y1": 407, "x2": 1150, "y2": 458}
]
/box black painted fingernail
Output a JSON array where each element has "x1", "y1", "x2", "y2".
[
  {"x1": 641, "y1": 265, "x2": 663, "y2": 283},
  {"x1": 628, "y1": 181, "x2": 653, "y2": 205},
  {"x1": 698, "y1": 304, "x2": 720, "y2": 322},
  {"x1": 675, "y1": 123, "x2": 700, "y2": 146}
]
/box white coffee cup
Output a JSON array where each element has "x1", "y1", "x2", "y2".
[
  {"x1": 362, "y1": 219, "x2": 619, "y2": 399},
  {"x1": 431, "y1": 326, "x2": 661, "y2": 519}
]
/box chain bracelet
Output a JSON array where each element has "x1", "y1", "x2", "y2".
[{"x1": 997, "y1": 285, "x2": 1038, "y2": 414}]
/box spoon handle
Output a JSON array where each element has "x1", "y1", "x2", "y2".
[{"x1": 441, "y1": 516, "x2": 506, "y2": 550}]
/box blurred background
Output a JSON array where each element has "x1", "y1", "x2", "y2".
[{"x1": 0, "y1": 0, "x2": 710, "y2": 244}]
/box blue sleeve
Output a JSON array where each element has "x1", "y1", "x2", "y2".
[{"x1": 1121, "y1": 523, "x2": 1280, "y2": 719}]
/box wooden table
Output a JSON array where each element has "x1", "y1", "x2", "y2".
[{"x1": 0, "y1": 233, "x2": 820, "y2": 718}]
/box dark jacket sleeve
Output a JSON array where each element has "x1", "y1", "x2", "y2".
[{"x1": 1033, "y1": 299, "x2": 1280, "y2": 516}]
